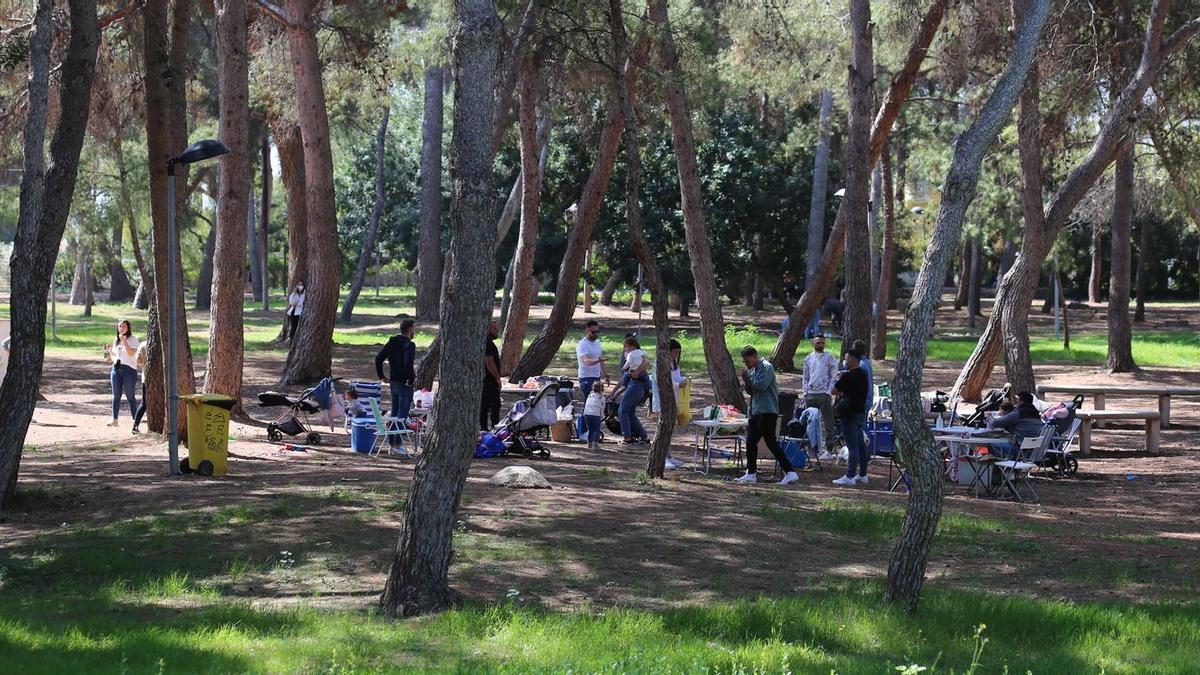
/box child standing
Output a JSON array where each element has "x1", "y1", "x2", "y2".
[{"x1": 583, "y1": 381, "x2": 606, "y2": 450}]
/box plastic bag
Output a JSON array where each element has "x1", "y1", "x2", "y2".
[
  {"x1": 676, "y1": 381, "x2": 692, "y2": 426},
  {"x1": 413, "y1": 389, "x2": 435, "y2": 409},
  {"x1": 555, "y1": 405, "x2": 574, "y2": 422}
]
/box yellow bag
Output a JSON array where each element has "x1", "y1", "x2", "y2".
[{"x1": 676, "y1": 380, "x2": 692, "y2": 426}]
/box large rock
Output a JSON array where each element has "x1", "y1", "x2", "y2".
[{"x1": 488, "y1": 465, "x2": 551, "y2": 489}]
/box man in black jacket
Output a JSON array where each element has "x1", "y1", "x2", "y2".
[
  {"x1": 481, "y1": 320, "x2": 502, "y2": 431},
  {"x1": 376, "y1": 319, "x2": 417, "y2": 425}
]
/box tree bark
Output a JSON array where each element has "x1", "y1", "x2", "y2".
[
  {"x1": 1134, "y1": 218, "x2": 1150, "y2": 322},
  {"x1": 751, "y1": 235, "x2": 766, "y2": 311},
  {"x1": 806, "y1": 89, "x2": 833, "y2": 287},
  {"x1": 0, "y1": 0, "x2": 97, "y2": 508},
  {"x1": 415, "y1": 66, "x2": 446, "y2": 321},
  {"x1": 508, "y1": 31, "x2": 651, "y2": 383},
  {"x1": 259, "y1": 131, "x2": 272, "y2": 311},
  {"x1": 951, "y1": 0, "x2": 1198, "y2": 401},
  {"x1": 649, "y1": 0, "x2": 743, "y2": 410},
  {"x1": 1088, "y1": 222, "x2": 1104, "y2": 303},
  {"x1": 967, "y1": 236, "x2": 981, "y2": 328},
  {"x1": 953, "y1": 239, "x2": 970, "y2": 310},
  {"x1": 248, "y1": 183, "x2": 263, "y2": 303},
  {"x1": 772, "y1": 0, "x2": 949, "y2": 370},
  {"x1": 143, "y1": 0, "x2": 196, "y2": 431},
  {"x1": 500, "y1": 54, "x2": 543, "y2": 374},
  {"x1": 868, "y1": 165, "x2": 882, "y2": 300},
  {"x1": 872, "y1": 145, "x2": 896, "y2": 362},
  {"x1": 885, "y1": 0, "x2": 1049, "y2": 612},
  {"x1": 272, "y1": 118, "x2": 308, "y2": 341},
  {"x1": 194, "y1": 225, "x2": 217, "y2": 310},
  {"x1": 341, "y1": 107, "x2": 390, "y2": 323},
  {"x1": 279, "y1": 0, "x2": 341, "y2": 384},
  {"x1": 600, "y1": 267, "x2": 622, "y2": 305},
  {"x1": 70, "y1": 247, "x2": 91, "y2": 305},
  {"x1": 842, "y1": 0, "x2": 876, "y2": 354},
  {"x1": 1106, "y1": 0, "x2": 1137, "y2": 373},
  {"x1": 107, "y1": 210, "x2": 135, "y2": 301},
  {"x1": 490, "y1": 0, "x2": 538, "y2": 156},
  {"x1": 380, "y1": 0, "x2": 499, "y2": 618},
  {"x1": 204, "y1": 0, "x2": 250, "y2": 405}
]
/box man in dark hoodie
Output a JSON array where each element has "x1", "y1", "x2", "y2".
[
  {"x1": 991, "y1": 390, "x2": 1047, "y2": 457},
  {"x1": 376, "y1": 319, "x2": 417, "y2": 423}
]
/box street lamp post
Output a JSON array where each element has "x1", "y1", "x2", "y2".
[{"x1": 166, "y1": 139, "x2": 229, "y2": 476}]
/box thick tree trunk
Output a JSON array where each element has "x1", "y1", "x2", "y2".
[
  {"x1": 273, "y1": 118, "x2": 308, "y2": 341},
  {"x1": 495, "y1": 115, "x2": 551, "y2": 245},
  {"x1": 953, "y1": 240, "x2": 970, "y2": 310},
  {"x1": 967, "y1": 236, "x2": 981, "y2": 328},
  {"x1": 1088, "y1": 223, "x2": 1104, "y2": 303},
  {"x1": 1134, "y1": 218, "x2": 1150, "y2": 322},
  {"x1": 604, "y1": 0, "x2": 675, "y2": 477},
  {"x1": 500, "y1": 55, "x2": 542, "y2": 374},
  {"x1": 600, "y1": 268, "x2": 622, "y2": 305},
  {"x1": 108, "y1": 210, "x2": 135, "y2": 301},
  {"x1": 1107, "y1": 0, "x2": 1137, "y2": 373},
  {"x1": 415, "y1": 66, "x2": 446, "y2": 321},
  {"x1": 751, "y1": 235, "x2": 766, "y2": 311},
  {"x1": 204, "y1": 0, "x2": 250, "y2": 405},
  {"x1": 341, "y1": 107, "x2": 391, "y2": 323},
  {"x1": 872, "y1": 146, "x2": 896, "y2": 361},
  {"x1": 509, "y1": 32, "x2": 651, "y2": 383},
  {"x1": 379, "y1": 0, "x2": 499, "y2": 617},
  {"x1": 259, "y1": 132, "x2": 272, "y2": 311},
  {"x1": 772, "y1": 0, "x2": 949, "y2": 370},
  {"x1": 280, "y1": 0, "x2": 341, "y2": 384},
  {"x1": 490, "y1": 0, "x2": 538, "y2": 156},
  {"x1": 194, "y1": 225, "x2": 217, "y2": 310},
  {"x1": 952, "y1": 0, "x2": 1198, "y2": 401},
  {"x1": 650, "y1": 0, "x2": 743, "y2": 410},
  {"x1": 806, "y1": 89, "x2": 833, "y2": 287},
  {"x1": 143, "y1": 0, "x2": 196, "y2": 430},
  {"x1": 886, "y1": 0, "x2": 1049, "y2": 612},
  {"x1": 70, "y1": 247, "x2": 90, "y2": 305},
  {"x1": 0, "y1": 0, "x2": 97, "y2": 508},
  {"x1": 248, "y1": 184, "x2": 263, "y2": 303},
  {"x1": 842, "y1": 0, "x2": 875, "y2": 354}
]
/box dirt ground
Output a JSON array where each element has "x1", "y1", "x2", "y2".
[{"x1": 4, "y1": 299, "x2": 1200, "y2": 612}]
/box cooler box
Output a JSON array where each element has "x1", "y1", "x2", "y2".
[
  {"x1": 867, "y1": 419, "x2": 894, "y2": 456},
  {"x1": 183, "y1": 394, "x2": 235, "y2": 477},
  {"x1": 349, "y1": 418, "x2": 377, "y2": 453},
  {"x1": 780, "y1": 437, "x2": 808, "y2": 469}
]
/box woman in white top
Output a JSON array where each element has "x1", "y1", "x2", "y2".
[
  {"x1": 286, "y1": 282, "x2": 306, "y2": 343},
  {"x1": 650, "y1": 338, "x2": 687, "y2": 469},
  {"x1": 105, "y1": 320, "x2": 140, "y2": 428}
]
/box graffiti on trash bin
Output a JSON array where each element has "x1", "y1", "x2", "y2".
[{"x1": 203, "y1": 410, "x2": 228, "y2": 452}]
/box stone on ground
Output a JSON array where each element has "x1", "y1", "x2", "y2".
[{"x1": 488, "y1": 465, "x2": 551, "y2": 489}]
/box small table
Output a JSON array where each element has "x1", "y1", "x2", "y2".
[
  {"x1": 930, "y1": 427, "x2": 1007, "y2": 482},
  {"x1": 933, "y1": 435, "x2": 1012, "y2": 497},
  {"x1": 690, "y1": 418, "x2": 749, "y2": 475}
]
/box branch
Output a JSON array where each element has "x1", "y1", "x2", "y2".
[
  {"x1": 1162, "y1": 16, "x2": 1200, "y2": 56},
  {"x1": 253, "y1": 0, "x2": 297, "y2": 27}
]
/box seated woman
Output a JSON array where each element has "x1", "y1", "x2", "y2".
[{"x1": 990, "y1": 391, "x2": 1046, "y2": 457}]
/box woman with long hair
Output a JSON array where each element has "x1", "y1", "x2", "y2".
[
  {"x1": 285, "y1": 281, "x2": 306, "y2": 343},
  {"x1": 105, "y1": 319, "x2": 140, "y2": 429}
]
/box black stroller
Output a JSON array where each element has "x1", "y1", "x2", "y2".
[
  {"x1": 491, "y1": 378, "x2": 570, "y2": 459},
  {"x1": 961, "y1": 387, "x2": 1012, "y2": 427},
  {"x1": 257, "y1": 377, "x2": 335, "y2": 445}
]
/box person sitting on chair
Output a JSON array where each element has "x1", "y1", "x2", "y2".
[{"x1": 991, "y1": 391, "x2": 1045, "y2": 458}]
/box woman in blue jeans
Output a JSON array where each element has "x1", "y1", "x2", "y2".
[
  {"x1": 105, "y1": 320, "x2": 140, "y2": 429},
  {"x1": 832, "y1": 349, "x2": 870, "y2": 486},
  {"x1": 615, "y1": 337, "x2": 650, "y2": 444}
]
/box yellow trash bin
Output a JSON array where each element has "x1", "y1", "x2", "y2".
[{"x1": 183, "y1": 394, "x2": 236, "y2": 476}]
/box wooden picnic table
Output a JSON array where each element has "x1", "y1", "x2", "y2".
[
  {"x1": 1075, "y1": 409, "x2": 1161, "y2": 456},
  {"x1": 1036, "y1": 384, "x2": 1200, "y2": 429}
]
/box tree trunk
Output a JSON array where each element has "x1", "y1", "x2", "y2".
[
  {"x1": 751, "y1": 235, "x2": 765, "y2": 311},
  {"x1": 1134, "y1": 218, "x2": 1150, "y2": 322},
  {"x1": 604, "y1": 0, "x2": 675, "y2": 477},
  {"x1": 273, "y1": 118, "x2": 308, "y2": 341},
  {"x1": 70, "y1": 247, "x2": 90, "y2": 305},
  {"x1": 872, "y1": 145, "x2": 896, "y2": 361},
  {"x1": 885, "y1": 0, "x2": 1049, "y2": 612},
  {"x1": 600, "y1": 268, "x2": 622, "y2": 305},
  {"x1": 415, "y1": 66, "x2": 446, "y2": 321},
  {"x1": 509, "y1": 32, "x2": 651, "y2": 383},
  {"x1": 650, "y1": 0, "x2": 744, "y2": 410},
  {"x1": 341, "y1": 107, "x2": 391, "y2": 323},
  {"x1": 842, "y1": 0, "x2": 875, "y2": 354},
  {"x1": 194, "y1": 225, "x2": 217, "y2": 310},
  {"x1": 107, "y1": 211, "x2": 135, "y2": 301},
  {"x1": 143, "y1": 0, "x2": 196, "y2": 431},
  {"x1": 1106, "y1": 0, "x2": 1137, "y2": 373},
  {"x1": 495, "y1": 116, "x2": 550, "y2": 245},
  {"x1": 953, "y1": 240, "x2": 970, "y2": 310},
  {"x1": 379, "y1": 0, "x2": 499, "y2": 618},
  {"x1": 868, "y1": 165, "x2": 882, "y2": 300},
  {"x1": 260, "y1": 132, "x2": 272, "y2": 311},
  {"x1": 1088, "y1": 222, "x2": 1104, "y2": 303},
  {"x1": 500, "y1": 54, "x2": 543, "y2": 374},
  {"x1": 82, "y1": 258, "x2": 95, "y2": 317},
  {"x1": 1059, "y1": 268, "x2": 1070, "y2": 348},
  {"x1": 280, "y1": 0, "x2": 341, "y2": 384},
  {"x1": 806, "y1": 89, "x2": 833, "y2": 287},
  {"x1": 583, "y1": 244, "x2": 594, "y2": 313},
  {"x1": 772, "y1": 0, "x2": 949, "y2": 370},
  {"x1": 0, "y1": 0, "x2": 97, "y2": 508},
  {"x1": 951, "y1": 0, "x2": 1198, "y2": 401},
  {"x1": 204, "y1": 0, "x2": 250, "y2": 405},
  {"x1": 967, "y1": 236, "x2": 981, "y2": 328},
  {"x1": 247, "y1": 185, "x2": 261, "y2": 300},
  {"x1": 490, "y1": 0, "x2": 538, "y2": 156}
]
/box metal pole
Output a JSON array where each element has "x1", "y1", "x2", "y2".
[
  {"x1": 1053, "y1": 265, "x2": 1061, "y2": 339},
  {"x1": 50, "y1": 271, "x2": 57, "y2": 340},
  {"x1": 166, "y1": 164, "x2": 181, "y2": 476}
]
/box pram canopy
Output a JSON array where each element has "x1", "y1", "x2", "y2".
[{"x1": 257, "y1": 391, "x2": 320, "y2": 414}]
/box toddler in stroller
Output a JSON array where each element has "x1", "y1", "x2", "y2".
[
  {"x1": 486, "y1": 378, "x2": 567, "y2": 459},
  {"x1": 257, "y1": 377, "x2": 338, "y2": 445}
]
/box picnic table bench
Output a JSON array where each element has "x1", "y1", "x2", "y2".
[
  {"x1": 1075, "y1": 409, "x2": 1161, "y2": 456},
  {"x1": 1036, "y1": 384, "x2": 1200, "y2": 429}
]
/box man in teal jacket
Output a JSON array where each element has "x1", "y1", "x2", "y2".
[{"x1": 735, "y1": 346, "x2": 800, "y2": 485}]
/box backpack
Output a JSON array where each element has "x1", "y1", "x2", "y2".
[{"x1": 474, "y1": 433, "x2": 507, "y2": 458}]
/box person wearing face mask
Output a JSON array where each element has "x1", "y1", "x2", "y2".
[
  {"x1": 286, "y1": 282, "x2": 306, "y2": 344},
  {"x1": 104, "y1": 319, "x2": 140, "y2": 428},
  {"x1": 802, "y1": 333, "x2": 838, "y2": 457}
]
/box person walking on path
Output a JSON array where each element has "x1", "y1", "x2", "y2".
[
  {"x1": 831, "y1": 349, "x2": 871, "y2": 486},
  {"x1": 105, "y1": 320, "x2": 140, "y2": 428},
  {"x1": 735, "y1": 346, "x2": 800, "y2": 485},
  {"x1": 481, "y1": 320, "x2": 502, "y2": 431},
  {"x1": 376, "y1": 319, "x2": 417, "y2": 424},
  {"x1": 803, "y1": 333, "x2": 838, "y2": 457},
  {"x1": 576, "y1": 320, "x2": 607, "y2": 397},
  {"x1": 285, "y1": 282, "x2": 306, "y2": 344}
]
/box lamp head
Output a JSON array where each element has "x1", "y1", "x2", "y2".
[{"x1": 170, "y1": 139, "x2": 230, "y2": 170}]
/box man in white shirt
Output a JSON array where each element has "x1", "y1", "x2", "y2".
[
  {"x1": 802, "y1": 333, "x2": 838, "y2": 455},
  {"x1": 576, "y1": 320, "x2": 607, "y2": 397}
]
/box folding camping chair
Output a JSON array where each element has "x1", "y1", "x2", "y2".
[
  {"x1": 994, "y1": 427, "x2": 1054, "y2": 503},
  {"x1": 367, "y1": 398, "x2": 414, "y2": 458}
]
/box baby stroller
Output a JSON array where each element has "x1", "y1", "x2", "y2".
[
  {"x1": 258, "y1": 377, "x2": 335, "y2": 445},
  {"x1": 491, "y1": 379, "x2": 563, "y2": 459},
  {"x1": 1040, "y1": 394, "x2": 1085, "y2": 477},
  {"x1": 961, "y1": 387, "x2": 1011, "y2": 427}
]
